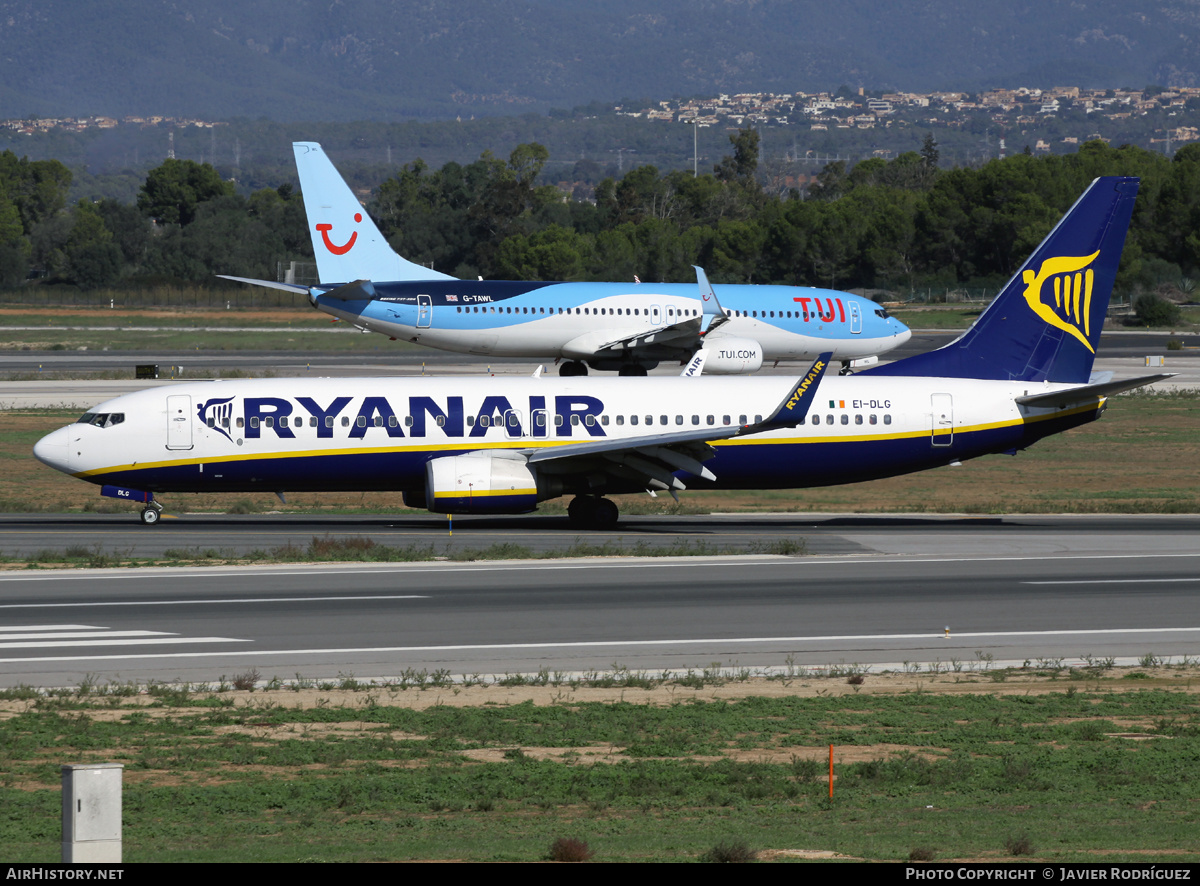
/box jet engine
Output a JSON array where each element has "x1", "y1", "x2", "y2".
[
  {"x1": 422, "y1": 453, "x2": 543, "y2": 514},
  {"x1": 696, "y1": 337, "x2": 764, "y2": 374}
]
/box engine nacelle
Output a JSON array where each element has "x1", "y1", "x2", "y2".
[
  {"x1": 697, "y1": 337, "x2": 764, "y2": 374},
  {"x1": 424, "y1": 453, "x2": 541, "y2": 514}
]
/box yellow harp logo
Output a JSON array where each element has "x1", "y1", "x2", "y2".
[{"x1": 1021, "y1": 251, "x2": 1101, "y2": 353}]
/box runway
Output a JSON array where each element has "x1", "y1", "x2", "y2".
[
  {"x1": 2, "y1": 338, "x2": 1198, "y2": 687},
  {"x1": 1, "y1": 514, "x2": 1198, "y2": 687}
]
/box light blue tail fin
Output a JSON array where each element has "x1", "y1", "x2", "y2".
[
  {"x1": 865, "y1": 176, "x2": 1139, "y2": 384},
  {"x1": 292, "y1": 142, "x2": 456, "y2": 284}
]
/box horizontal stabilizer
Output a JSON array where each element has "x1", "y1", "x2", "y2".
[
  {"x1": 319, "y1": 279, "x2": 378, "y2": 302},
  {"x1": 1015, "y1": 374, "x2": 1174, "y2": 409},
  {"x1": 217, "y1": 275, "x2": 311, "y2": 295}
]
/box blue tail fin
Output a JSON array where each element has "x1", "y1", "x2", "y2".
[
  {"x1": 292, "y1": 142, "x2": 456, "y2": 285},
  {"x1": 865, "y1": 176, "x2": 1139, "y2": 383}
]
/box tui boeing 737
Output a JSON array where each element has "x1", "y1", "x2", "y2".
[
  {"x1": 38, "y1": 176, "x2": 1167, "y2": 527},
  {"x1": 220, "y1": 142, "x2": 910, "y2": 376}
]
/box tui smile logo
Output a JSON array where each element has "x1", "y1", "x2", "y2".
[
  {"x1": 316, "y1": 213, "x2": 361, "y2": 255},
  {"x1": 1021, "y1": 251, "x2": 1101, "y2": 353}
]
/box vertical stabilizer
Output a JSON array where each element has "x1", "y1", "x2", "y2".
[
  {"x1": 293, "y1": 142, "x2": 456, "y2": 284},
  {"x1": 866, "y1": 176, "x2": 1139, "y2": 383}
]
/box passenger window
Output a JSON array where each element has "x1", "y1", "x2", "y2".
[
  {"x1": 480, "y1": 415, "x2": 490, "y2": 428},
  {"x1": 660, "y1": 415, "x2": 668, "y2": 426},
  {"x1": 250, "y1": 417, "x2": 260, "y2": 428},
  {"x1": 616, "y1": 415, "x2": 624, "y2": 426},
  {"x1": 826, "y1": 415, "x2": 834, "y2": 425},
  {"x1": 754, "y1": 415, "x2": 762, "y2": 423},
  {"x1": 356, "y1": 416, "x2": 366, "y2": 428},
  {"x1": 571, "y1": 415, "x2": 580, "y2": 426},
  {"x1": 630, "y1": 415, "x2": 638, "y2": 426},
  {"x1": 466, "y1": 415, "x2": 475, "y2": 427},
  {"x1": 840, "y1": 415, "x2": 848, "y2": 425},
  {"x1": 855, "y1": 415, "x2": 863, "y2": 425},
  {"x1": 237, "y1": 417, "x2": 244, "y2": 428},
  {"x1": 884, "y1": 415, "x2": 892, "y2": 425},
  {"x1": 601, "y1": 415, "x2": 609, "y2": 426},
  {"x1": 706, "y1": 415, "x2": 714, "y2": 425},
  {"x1": 692, "y1": 415, "x2": 700, "y2": 425},
  {"x1": 869, "y1": 415, "x2": 877, "y2": 425},
  {"x1": 585, "y1": 415, "x2": 595, "y2": 427},
  {"x1": 739, "y1": 414, "x2": 747, "y2": 425},
  {"x1": 535, "y1": 413, "x2": 545, "y2": 427},
  {"x1": 388, "y1": 416, "x2": 397, "y2": 428},
  {"x1": 265, "y1": 416, "x2": 274, "y2": 429},
  {"x1": 436, "y1": 415, "x2": 445, "y2": 427},
  {"x1": 325, "y1": 416, "x2": 333, "y2": 428},
  {"x1": 811, "y1": 415, "x2": 819, "y2": 425},
  {"x1": 309, "y1": 416, "x2": 317, "y2": 427},
  {"x1": 555, "y1": 414, "x2": 564, "y2": 426},
  {"x1": 341, "y1": 416, "x2": 350, "y2": 427},
  {"x1": 676, "y1": 415, "x2": 683, "y2": 425},
  {"x1": 722, "y1": 415, "x2": 730, "y2": 425}
]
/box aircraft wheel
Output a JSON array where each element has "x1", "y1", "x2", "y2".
[
  {"x1": 567, "y1": 495, "x2": 597, "y2": 527},
  {"x1": 618, "y1": 365, "x2": 648, "y2": 377},
  {"x1": 140, "y1": 507, "x2": 160, "y2": 526},
  {"x1": 593, "y1": 498, "x2": 619, "y2": 528},
  {"x1": 559, "y1": 361, "x2": 588, "y2": 377}
]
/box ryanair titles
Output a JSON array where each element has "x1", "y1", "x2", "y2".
[{"x1": 197, "y1": 394, "x2": 608, "y2": 442}]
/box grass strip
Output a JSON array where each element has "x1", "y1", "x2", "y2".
[{"x1": 2, "y1": 663, "x2": 1199, "y2": 862}]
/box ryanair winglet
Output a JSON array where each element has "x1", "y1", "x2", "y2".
[
  {"x1": 865, "y1": 176, "x2": 1139, "y2": 384},
  {"x1": 293, "y1": 142, "x2": 456, "y2": 285},
  {"x1": 753, "y1": 352, "x2": 831, "y2": 431}
]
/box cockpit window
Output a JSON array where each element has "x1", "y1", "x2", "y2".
[
  {"x1": 874, "y1": 308, "x2": 891, "y2": 319},
  {"x1": 75, "y1": 413, "x2": 124, "y2": 428}
]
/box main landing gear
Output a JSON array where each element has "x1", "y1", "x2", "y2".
[
  {"x1": 559, "y1": 360, "x2": 588, "y2": 377},
  {"x1": 567, "y1": 495, "x2": 619, "y2": 529},
  {"x1": 139, "y1": 502, "x2": 164, "y2": 525}
]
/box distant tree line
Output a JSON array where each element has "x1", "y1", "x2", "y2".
[{"x1": 2, "y1": 133, "x2": 1199, "y2": 302}]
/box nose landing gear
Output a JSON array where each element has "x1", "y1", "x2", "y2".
[{"x1": 139, "y1": 501, "x2": 164, "y2": 525}]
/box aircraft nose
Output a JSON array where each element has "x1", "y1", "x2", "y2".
[
  {"x1": 895, "y1": 324, "x2": 912, "y2": 345},
  {"x1": 33, "y1": 426, "x2": 71, "y2": 473}
]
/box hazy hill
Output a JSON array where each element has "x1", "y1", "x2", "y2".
[{"x1": 2, "y1": 0, "x2": 1198, "y2": 121}]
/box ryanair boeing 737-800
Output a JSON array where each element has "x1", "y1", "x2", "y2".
[
  {"x1": 36, "y1": 177, "x2": 1168, "y2": 527},
  {"x1": 221, "y1": 142, "x2": 910, "y2": 376}
]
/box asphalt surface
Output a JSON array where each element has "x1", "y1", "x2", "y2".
[{"x1": 1, "y1": 514, "x2": 1198, "y2": 687}]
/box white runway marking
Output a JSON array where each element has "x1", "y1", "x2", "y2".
[
  {"x1": 0, "y1": 623, "x2": 246, "y2": 651},
  {"x1": 1, "y1": 625, "x2": 1197, "y2": 664},
  {"x1": 0, "y1": 595, "x2": 428, "y2": 609},
  {"x1": 1025, "y1": 578, "x2": 1200, "y2": 585}
]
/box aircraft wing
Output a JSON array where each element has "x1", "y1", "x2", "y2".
[
  {"x1": 522, "y1": 354, "x2": 829, "y2": 493},
  {"x1": 590, "y1": 265, "x2": 730, "y2": 356}
]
